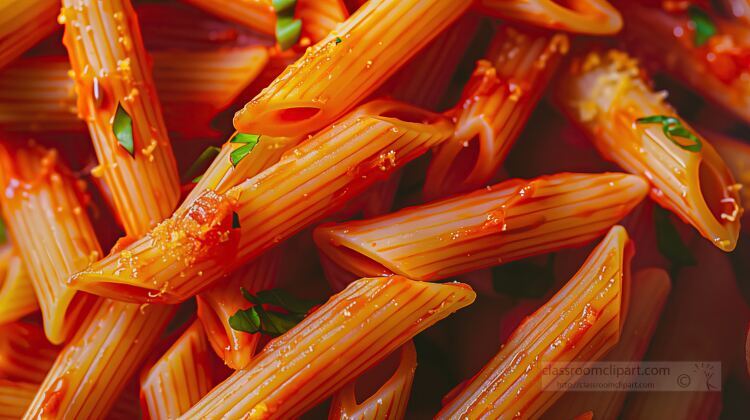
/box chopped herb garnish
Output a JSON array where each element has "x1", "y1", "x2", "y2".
[
  {"x1": 229, "y1": 133, "x2": 260, "y2": 167},
  {"x1": 112, "y1": 102, "x2": 134, "y2": 157},
  {"x1": 272, "y1": 0, "x2": 301, "y2": 50},
  {"x1": 688, "y1": 6, "x2": 716, "y2": 47},
  {"x1": 492, "y1": 254, "x2": 555, "y2": 299},
  {"x1": 0, "y1": 217, "x2": 6, "y2": 244},
  {"x1": 232, "y1": 211, "x2": 241, "y2": 229},
  {"x1": 654, "y1": 206, "x2": 696, "y2": 270},
  {"x1": 183, "y1": 146, "x2": 220, "y2": 183},
  {"x1": 228, "y1": 287, "x2": 317, "y2": 336},
  {"x1": 335, "y1": 37, "x2": 342, "y2": 44},
  {"x1": 635, "y1": 115, "x2": 703, "y2": 152}
]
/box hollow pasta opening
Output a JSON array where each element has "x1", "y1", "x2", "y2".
[
  {"x1": 353, "y1": 347, "x2": 402, "y2": 403},
  {"x1": 275, "y1": 107, "x2": 322, "y2": 122},
  {"x1": 699, "y1": 159, "x2": 733, "y2": 226},
  {"x1": 378, "y1": 107, "x2": 436, "y2": 124}
]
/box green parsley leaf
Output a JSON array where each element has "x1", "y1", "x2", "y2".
[
  {"x1": 335, "y1": 37, "x2": 342, "y2": 44},
  {"x1": 272, "y1": 0, "x2": 296, "y2": 13},
  {"x1": 229, "y1": 288, "x2": 318, "y2": 337},
  {"x1": 688, "y1": 6, "x2": 716, "y2": 47},
  {"x1": 635, "y1": 115, "x2": 703, "y2": 152},
  {"x1": 183, "y1": 146, "x2": 220, "y2": 183},
  {"x1": 229, "y1": 133, "x2": 260, "y2": 167},
  {"x1": 112, "y1": 102, "x2": 134, "y2": 157},
  {"x1": 654, "y1": 206, "x2": 697, "y2": 269},
  {"x1": 276, "y1": 16, "x2": 302, "y2": 51},
  {"x1": 232, "y1": 211, "x2": 241, "y2": 229},
  {"x1": 492, "y1": 254, "x2": 555, "y2": 298}
]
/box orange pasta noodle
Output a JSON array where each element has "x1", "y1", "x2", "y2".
[
  {"x1": 60, "y1": 0, "x2": 180, "y2": 235},
  {"x1": 140, "y1": 320, "x2": 214, "y2": 420},
  {"x1": 329, "y1": 341, "x2": 417, "y2": 420},
  {"x1": 424, "y1": 26, "x2": 570, "y2": 199},
  {"x1": 621, "y1": 4, "x2": 750, "y2": 125},
  {"x1": 0, "y1": 145, "x2": 100, "y2": 344},
  {"x1": 438, "y1": 226, "x2": 631, "y2": 419},
  {"x1": 0, "y1": 322, "x2": 58, "y2": 384},
  {"x1": 0, "y1": 47, "x2": 268, "y2": 137},
  {"x1": 233, "y1": 0, "x2": 472, "y2": 137},
  {"x1": 543, "y1": 268, "x2": 671, "y2": 419},
  {"x1": 704, "y1": 131, "x2": 750, "y2": 232},
  {"x1": 0, "y1": 0, "x2": 58, "y2": 70},
  {"x1": 556, "y1": 50, "x2": 742, "y2": 251},
  {"x1": 71, "y1": 100, "x2": 454, "y2": 303},
  {"x1": 381, "y1": 13, "x2": 480, "y2": 110},
  {"x1": 476, "y1": 0, "x2": 622, "y2": 35},
  {"x1": 181, "y1": 276, "x2": 475, "y2": 418},
  {"x1": 315, "y1": 172, "x2": 647, "y2": 290},
  {"x1": 296, "y1": 0, "x2": 350, "y2": 44},
  {"x1": 24, "y1": 301, "x2": 174, "y2": 419},
  {"x1": 197, "y1": 248, "x2": 280, "y2": 369},
  {"x1": 0, "y1": 380, "x2": 37, "y2": 420},
  {"x1": 0, "y1": 245, "x2": 38, "y2": 324}
]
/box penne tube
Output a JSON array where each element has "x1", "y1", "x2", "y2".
[
  {"x1": 424, "y1": 26, "x2": 570, "y2": 198},
  {"x1": 181, "y1": 276, "x2": 476, "y2": 419},
  {"x1": 0, "y1": 145, "x2": 100, "y2": 344},
  {"x1": 438, "y1": 226, "x2": 632, "y2": 419},
  {"x1": 71, "y1": 100, "x2": 454, "y2": 303},
  {"x1": 543, "y1": 268, "x2": 671, "y2": 419},
  {"x1": 477, "y1": 0, "x2": 623, "y2": 35},
  {"x1": 556, "y1": 49, "x2": 743, "y2": 251},
  {"x1": 314, "y1": 172, "x2": 647, "y2": 290},
  {"x1": 197, "y1": 248, "x2": 281, "y2": 369},
  {"x1": 60, "y1": 0, "x2": 181, "y2": 235},
  {"x1": 0, "y1": 47, "x2": 268, "y2": 137},
  {"x1": 233, "y1": 0, "x2": 472, "y2": 136},
  {"x1": 705, "y1": 131, "x2": 750, "y2": 232},
  {"x1": 621, "y1": 4, "x2": 750, "y2": 125},
  {"x1": 140, "y1": 320, "x2": 215, "y2": 420},
  {"x1": 0, "y1": 0, "x2": 58, "y2": 70},
  {"x1": 0, "y1": 245, "x2": 38, "y2": 324},
  {"x1": 381, "y1": 13, "x2": 480, "y2": 110},
  {"x1": 0, "y1": 322, "x2": 59, "y2": 384},
  {"x1": 329, "y1": 341, "x2": 417, "y2": 420},
  {"x1": 23, "y1": 301, "x2": 174, "y2": 420},
  {"x1": 181, "y1": 0, "x2": 348, "y2": 44},
  {"x1": 0, "y1": 380, "x2": 37, "y2": 420}
]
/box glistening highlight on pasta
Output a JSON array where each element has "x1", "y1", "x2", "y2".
[{"x1": 0, "y1": 0, "x2": 747, "y2": 418}]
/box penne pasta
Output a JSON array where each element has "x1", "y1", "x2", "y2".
[
  {"x1": 233, "y1": 0, "x2": 472, "y2": 136},
  {"x1": 543, "y1": 268, "x2": 671, "y2": 419},
  {"x1": 315, "y1": 172, "x2": 647, "y2": 290},
  {"x1": 60, "y1": 0, "x2": 180, "y2": 235},
  {"x1": 0, "y1": 245, "x2": 38, "y2": 325},
  {"x1": 438, "y1": 225, "x2": 631, "y2": 418},
  {"x1": 0, "y1": 0, "x2": 58, "y2": 70},
  {"x1": 71, "y1": 100, "x2": 454, "y2": 303},
  {"x1": 197, "y1": 249, "x2": 281, "y2": 370},
  {"x1": 424, "y1": 26, "x2": 570, "y2": 198},
  {"x1": 705, "y1": 131, "x2": 750, "y2": 232},
  {"x1": 477, "y1": 0, "x2": 623, "y2": 35},
  {"x1": 140, "y1": 320, "x2": 215, "y2": 420},
  {"x1": 0, "y1": 322, "x2": 59, "y2": 384},
  {"x1": 621, "y1": 4, "x2": 750, "y2": 125},
  {"x1": 329, "y1": 341, "x2": 417, "y2": 420},
  {"x1": 556, "y1": 49, "x2": 743, "y2": 251},
  {"x1": 24, "y1": 301, "x2": 174, "y2": 419},
  {"x1": 0, "y1": 380, "x2": 37, "y2": 420},
  {"x1": 0, "y1": 144, "x2": 100, "y2": 344},
  {"x1": 181, "y1": 276, "x2": 475, "y2": 419}
]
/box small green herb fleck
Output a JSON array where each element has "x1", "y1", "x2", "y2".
[
  {"x1": 112, "y1": 102, "x2": 134, "y2": 157},
  {"x1": 335, "y1": 37, "x2": 342, "y2": 44},
  {"x1": 272, "y1": 0, "x2": 296, "y2": 13},
  {"x1": 0, "y1": 217, "x2": 6, "y2": 244},
  {"x1": 229, "y1": 133, "x2": 260, "y2": 167},
  {"x1": 688, "y1": 6, "x2": 717, "y2": 47},
  {"x1": 276, "y1": 16, "x2": 302, "y2": 51},
  {"x1": 183, "y1": 146, "x2": 220, "y2": 183},
  {"x1": 232, "y1": 211, "x2": 241, "y2": 229},
  {"x1": 654, "y1": 206, "x2": 697, "y2": 269},
  {"x1": 635, "y1": 115, "x2": 703, "y2": 152},
  {"x1": 229, "y1": 287, "x2": 317, "y2": 336}
]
